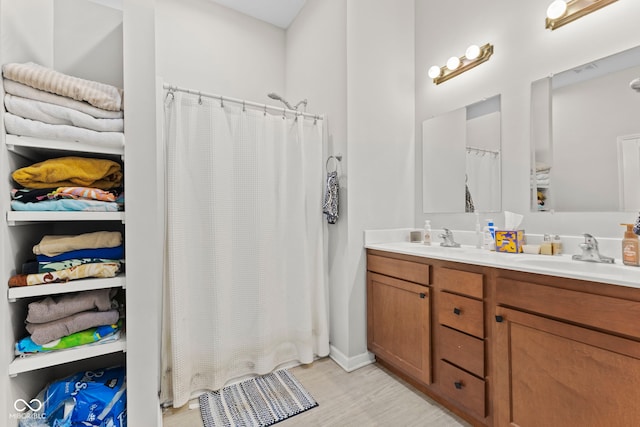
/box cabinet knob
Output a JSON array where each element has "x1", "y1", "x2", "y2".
[
  {"x1": 495, "y1": 315, "x2": 504, "y2": 323},
  {"x1": 454, "y1": 381, "x2": 463, "y2": 390},
  {"x1": 419, "y1": 293, "x2": 426, "y2": 299},
  {"x1": 453, "y1": 307, "x2": 461, "y2": 315}
]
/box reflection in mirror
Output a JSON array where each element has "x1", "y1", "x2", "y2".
[
  {"x1": 531, "y1": 45, "x2": 640, "y2": 212},
  {"x1": 423, "y1": 95, "x2": 501, "y2": 214}
]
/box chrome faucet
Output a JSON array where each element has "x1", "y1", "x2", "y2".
[
  {"x1": 572, "y1": 233, "x2": 614, "y2": 264},
  {"x1": 439, "y1": 228, "x2": 461, "y2": 248}
]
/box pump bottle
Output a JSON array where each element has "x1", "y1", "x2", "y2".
[
  {"x1": 621, "y1": 223, "x2": 640, "y2": 266},
  {"x1": 423, "y1": 220, "x2": 432, "y2": 246}
]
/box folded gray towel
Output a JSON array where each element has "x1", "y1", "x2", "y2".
[
  {"x1": 26, "y1": 309, "x2": 119, "y2": 345},
  {"x1": 26, "y1": 288, "x2": 116, "y2": 324}
]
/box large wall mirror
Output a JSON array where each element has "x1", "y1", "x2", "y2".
[
  {"x1": 423, "y1": 95, "x2": 502, "y2": 214},
  {"x1": 531, "y1": 45, "x2": 640, "y2": 212}
]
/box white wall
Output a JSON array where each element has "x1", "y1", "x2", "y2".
[
  {"x1": 285, "y1": 0, "x2": 350, "y2": 361},
  {"x1": 346, "y1": 0, "x2": 415, "y2": 361},
  {"x1": 54, "y1": 0, "x2": 123, "y2": 88},
  {"x1": 415, "y1": 0, "x2": 640, "y2": 239},
  {"x1": 286, "y1": 0, "x2": 415, "y2": 366},
  {"x1": 155, "y1": 0, "x2": 285, "y2": 105}
]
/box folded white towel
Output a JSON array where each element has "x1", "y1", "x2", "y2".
[
  {"x1": 2, "y1": 62, "x2": 123, "y2": 111},
  {"x1": 5, "y1": 94, "x2": 123, "y2": 132},
  {"x1": 3, "y1": 79, "x2": 123, "y2": 119},
  {"x1": 4, "y1": 112, "x2": 124, "y2": 149}
]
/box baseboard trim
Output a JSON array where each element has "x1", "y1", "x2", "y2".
[{"x1": 329, "y1": 345, "x2": 375, "y2": 372}]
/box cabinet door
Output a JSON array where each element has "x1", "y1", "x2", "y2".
[
  {"x1": 495, "y1": 307, "x2": 640, "y2": 427},
  {"x1": 367, "y1": 272, "x2": 430, "y2": 384}
]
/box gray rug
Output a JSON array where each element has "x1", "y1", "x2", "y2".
[{"x1": 199, "y1": 369, "x2": 318, "y2": 426}]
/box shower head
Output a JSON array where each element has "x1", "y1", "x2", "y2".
[
  {"x1": 267, "y1": 92, "x2": 308, "y2": 111},
  {"x1": 268, "y1": 92, "x2": 294, "y2": 110},
  {"x1": 631, "y1": 77, "x2": 640, "y2": 92}
]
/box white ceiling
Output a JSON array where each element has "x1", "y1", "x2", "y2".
[{"x1": 210, "y1": 0, "x2": 306, "y2": 29}]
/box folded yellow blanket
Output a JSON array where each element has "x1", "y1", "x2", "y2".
[
  {"x1": 12, "y1": 156, "x2": 122, "y2": 189},
  {"x1": 33, "y1": 231, "x2": 122, "y2": 257}
]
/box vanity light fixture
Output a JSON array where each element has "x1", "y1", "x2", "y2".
[
  {"x1": 545, "y1": 0, "x2": 618, "y2": 30},
  {"x1": 428, "y1": 43, "x2": 494, "y2": 85}
]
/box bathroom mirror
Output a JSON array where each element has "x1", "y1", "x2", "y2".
[
  {"x1": 531, "y1": 45, "x2": 640, "y2": 212},
  {"x1": 423, "y1": 95, "x2": 501, "y2": 214}
]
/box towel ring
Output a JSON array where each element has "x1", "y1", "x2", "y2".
[{"x1": 326, "y1": 155, "x2": 342, "y2": 173}]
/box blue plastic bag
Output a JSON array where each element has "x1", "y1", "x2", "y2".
[{"x1": 19, "y1": 365, "x2": 126, "y2": 427}]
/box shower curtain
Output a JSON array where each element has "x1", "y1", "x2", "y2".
[
  {"x1": 466, "y1": 151, "x2": 501, "y2": 212},
  {"x1": 160, "y1": 90, "x2": 330, "y2": 407}
]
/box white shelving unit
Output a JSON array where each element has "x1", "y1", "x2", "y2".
[
  {"x1": 0, "y1": 3, "x2": 129, "y2": 422},
  {"x1": 8, "y1": 275, "x2": 126, "y2": 301},
  {"x1": 9, "y1": 332, "x2": 127, "y2": 377}
]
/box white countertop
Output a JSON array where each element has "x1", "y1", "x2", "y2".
[{"x1": 365, "y1": 240, "x2": 640, "y2": 290}]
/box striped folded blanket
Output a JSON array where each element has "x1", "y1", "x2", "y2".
[{"x1": 2, "y1": 62, "x2": 124, "y2": 111}]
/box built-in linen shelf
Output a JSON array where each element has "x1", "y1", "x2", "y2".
[
  {"x1": 8, "y1": 275, "x2": 126, "y2": 302},
  {"x1": 8, "y1": 333, "x2": 126, "y2": 376},
  {"x1": 5, "y1": 134, "x2": 124, "y2": 160},
  {"x1": 6, "y1": 210, "x2": 125, "y2": 225}
]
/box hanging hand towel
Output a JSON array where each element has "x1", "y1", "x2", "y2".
[{"x1": 323, "y1": 171, "x2": 339, "y2": 224}]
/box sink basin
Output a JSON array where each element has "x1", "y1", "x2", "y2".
[{"x1": 512, "y1": 256, "x2": 595, "y2": 274}]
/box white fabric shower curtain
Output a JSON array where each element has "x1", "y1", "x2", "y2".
[{"x1": 161, "y1": 91, "x2": 329, "y2": 407}]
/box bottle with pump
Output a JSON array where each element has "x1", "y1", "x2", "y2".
[
  {"x1": 423, "y1": 220, "x2": 432, "y2": 246},
  {"x1": 620, "y1": 223, "x2": 640, "y2": 266},
  {"x1": 482, "y1": 219, "x2": 495, "y2": 250},
  {"x1": 475, "y1": 212, "x2": 482, "y2": 249}
]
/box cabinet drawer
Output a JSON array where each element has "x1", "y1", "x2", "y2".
[
  {"x1": 438, "y1": 359, "x2": 486, "y2": 418},
  {"x1": 367, "y1": 254, "x2": 430, "y2": 285},
  {"x1": 438, "y1": 267, "x2": 483, "y2": 299},
  {"x1": 496, "y1": 278, "x2": 640, "y2": 338},
  {"x1": 439, "y1": 292, "x2": 484, "y2": 338},
  {"x1": 438, "y1": 325, "x2": 484, "y2": 377}
]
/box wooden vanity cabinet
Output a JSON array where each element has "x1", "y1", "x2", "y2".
[
  {"x1": 367, "y1": 251, "x2": 431, "y2": 384},
  {"x1": 494, "y1": 273, "x2": 640, "y2": 427},
  {"x1": 434, "y1": 266, "x2": 487, "y2": 421}
]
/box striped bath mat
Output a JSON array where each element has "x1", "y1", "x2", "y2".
[{"x1": 199, "y1": 369, "x2": 318, "y2": 426}]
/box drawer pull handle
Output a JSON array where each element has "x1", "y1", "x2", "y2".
[
  {"x1": 419, "y1": 293, "x2": 426, "y2": 299},
  {"x1": 495, "y1": 315, "x2": 504, "y2": 323},
  {"x1": 453, "y1": 307, "x2": 461, "y2": 315},
  {"x1": 454, "y1": 381, "x2": 464, "y2": 390}
]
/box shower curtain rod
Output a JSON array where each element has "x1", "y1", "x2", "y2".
[
  {"x1": 163, "y1": 84, "x2": 324, "y2": 121},
  {"x1": 466, "y1": 145, "x2": 500, "y2": 156}
]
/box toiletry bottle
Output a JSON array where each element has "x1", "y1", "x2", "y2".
[
  {"x1": 540, "y1": 234, "x2": 553, "y2": 255},
  {"x1": 620, "y1": 224, "x2": 640, "y2": 266},
  {"x1": 423, "y1": 220, "x2": 432, "y2": 246},
  {"x1": 552, "y1": 234, "x2": 562, "y2": 255},
  {"x1": 483, "y1": 219, "x2": 495, "y2": 250}
]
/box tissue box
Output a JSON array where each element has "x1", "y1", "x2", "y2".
[{"x1": 495, "y1": 230, "x2": 525, "y2": 253}]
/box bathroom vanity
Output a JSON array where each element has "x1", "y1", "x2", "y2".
[{"x1": 365, "y1": 241, "x2": 640, "y2": 427}]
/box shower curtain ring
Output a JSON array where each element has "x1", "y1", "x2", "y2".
[
  {"x1": 242, "y1": 100, "x2": 246, "y2": 112},
  {"x1": 198, "y1": 92, "x2": 202, "y2": 105},
  {"x1": 314, "y1": 115, "x2": 318, "y2": 125},
  {"x1": 264, "y1": 105, "x2": 267, "y2": 116},
  {"x1": 220, "y1": 96, "x2": 224, "y2": 108},
  {"x1": 282, "y1": 107, "x2": 286, "y2": 120}
]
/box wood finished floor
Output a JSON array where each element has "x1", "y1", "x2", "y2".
[{"x1": 162, "y1": 357, "x2": 471, "y2": 426}]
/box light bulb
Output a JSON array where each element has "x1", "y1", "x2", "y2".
[
  {"x1": 546, "y1": 0, "x2": 567, "y2": 20},
  {"x1": 446, "y1": 56, "x2": 461, "y2": 71},
  {"x1": 428, "y1": 65, "x2": 441, "y2": 79},
  {"x1": 465, "y1": 45, "x2": 481, "y2": 60}
]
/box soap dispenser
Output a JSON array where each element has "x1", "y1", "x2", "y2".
[
  {"x1": 423, "y1": 220, "x2": 432, "y2": 246},
  {"x1": 482, "y1": 219, "x2": 495, "y2": 251},
  {"x1": 620, "y1": 223, "x2": 640, "y2": 266}
]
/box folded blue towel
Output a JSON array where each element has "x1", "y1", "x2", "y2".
[
  {"x1": 11, "y1": 199, "x2": 119, "y2": 212},
  {"x1": 36, "y1": 245, "x2": 124, "y2": 263}
]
